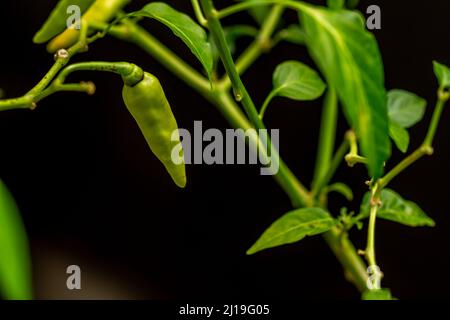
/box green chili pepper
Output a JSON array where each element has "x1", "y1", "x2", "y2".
[
  {"x1": 46, "y1": 0, "x2": 129, "y2": 53},
  {"x1": 122, "y1": 72, "x2": 187, "y2": 188}
]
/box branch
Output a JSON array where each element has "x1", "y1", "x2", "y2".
[
  {"x1": 0, "y1": 21, "x2": 97, "y2": 111},
  {"x1": 380, "y1": 89, "x2": 449, "y2": 188}
]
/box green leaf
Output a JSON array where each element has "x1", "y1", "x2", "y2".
[
  {"x1": 389, "y1": 121, "x2": 410, "y2": 153},
  {"x1": 327, "y1": 0, "x2": 345, "y2": 9},
  {"x1": 135, "y1": 2, "x2": 213, "y2": 80},
  {"x1": 33, "y1": 0, "x2": 95, "y2": 44},
  {"x1": 360, "y1": 189, "x2": 435, "y2": 227},
  {"x1": 278, "y1": 25, "x2": 306, "y2": 46},
  {"x1": 272, "y1": 61, "x2": 326, "y2": 101},
  {"x1": 300, "y1": 5, "x2": 390, "y2": 179},
  {"x1": 327, "y1": 183, "x2": 354, "y2": 201},
  {"x1": 247, "y1": 208, "x2": 336, "y2": 255},
  {"x1": 0, "y1": 179, "x2": 32, "y2": 300},
  {"x1": 237, "y1": 0, "x2": 271, "y2": 25},
  {"x1": 388, "y1": 89, "x2": 427, "y2": 128},
  {"x1": 362, "y1": 289, "x2": 393, "y2": 300},
  {"x1": 433, "y1": 61, "x2": 450, "y2": 90}
]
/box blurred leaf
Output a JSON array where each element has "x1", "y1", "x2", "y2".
[
  {"x1": 388, "y1": 90, "x2": 427, "y2": 128},
  {"x1": 33, "y1": 0, "x2": 95, "y2": 43},
  {"x1": 134, "y1": 2, "x2": 213, "y2": 80},
  {"x1": 359, "y1": 189, "x2": 435, "y2": 227},
  {"x1": 247, "y1": 208, "x2": 336, "y2": 255},
  {"x1": 0, "y1": 179, "x2": 32, "y2": 300},
  {"x1": 278, "y1": 25, "x2": 306, "y2": 45},
  {"x1": 433, "y1": 61, "x2": 450, "y2": 90},
  {"x1": 389, "y1": 121, "x2": 410, "y2": 153},
  {"x1": 362, "y1": 289, "x2": 393, "y2": 300},
  {"x1": 301, "y1": 5, "x2": 390, "y2": 179},
  {"x1": 272, "y1": 61, "x2": 326, "y2": 101}
]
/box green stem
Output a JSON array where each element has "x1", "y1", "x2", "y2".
[
  {"x1": 55, "y1": 61, "x2": 143, "y2": 86},
  {"x1": 312, "y1": 137, "x2": 349, "y2": 197},
  {"x1": 200, "y1": 0, "x2": 266, "y2": 131},
  {"x1": 379, "y1": 146, "x2": 431, "y2": 189},
  {"x1": 218, "y1": 5, "x2": 284, "y2": 91},
  {"x1": 312, "y1": 87, "x2": 338, "y2": 192},
  {"x1": 380, "y1": 90, "x2": 449, "y2": 188},
  {"x1": 363, "y1": 185, "x2": 382, "y2": 290},
  {"x1": 366, "y1": 184, "x2": 381, "y2": 265},
  {"x1": 217, "y1": 0, "x2": 277, "y2": 19},
  {"x1": 366, "y1": 204, "x2": 378, "y2": 268},
  {"x1": 0, "y1": 22, "x2": 92, "y2": 111},
  {"x1": 424, "y1": 91, "x2": 448, "y2": 146},
  {"x1": 217, "y1": 0, "x2": 313, "y2": 20},
  {"x1": 259, "y1": 91, "x2": 277, "y2": 119},
  {"x1": 33, "y1": 82, "x2": 95, "y2": 103},
  {"x1": 324, "y1": 227, "x2": 368, "y2": 292},
  {"x1": 191, "y1": 0, "x2": 208, "y2": 26}
]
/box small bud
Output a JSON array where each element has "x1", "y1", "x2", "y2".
[
  {"x1": 54, "y1": 49, "x2": 69, "y2": 60},
  {"x1": 85, "y1": 82, "x2": 96, "y2": 95}
]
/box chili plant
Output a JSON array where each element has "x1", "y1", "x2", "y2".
[{"x1": 0, "y1": 0, "x2": 449, "y2": 300}]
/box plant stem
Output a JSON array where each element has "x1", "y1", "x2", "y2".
[
  {"x1": 0, "y1": 22, "x2": 93, "y2": 111},
  {"x1": 191, "y1": 0, "x2": 208, "y2": 27},
  {"x1": 312, "y1": 137, "x2": 349, "y2": 197},
  {"x1": 324, "y1": 227, "x2": 368, "y2": 292},
  {"x1": 312, "y1": 87, "x2": 338, "y2": 192},
  {"x1": 424, "y1": 92, "x2": 447, "y2": 146},
  {"x1": 217, "y1": 0, "x2": 277, "y2": 19},
  {"x1": 366, "y1": 204, "x2": 378, "y2": 268},
  {"x1": 379, "y1": 146, "x2": 431, "y2": 188},
  {"x1": 55, "y1": 61, "x2": 143, "y2": 86},
  {"x1": 218, "y1": 4, "x2": 284, "y2": 91},
  {"x1": 217, "y1": 0, "x2": 314, "y2": 20},
  {"x1": 380, "y1": 90, "x2": 449, "y2": 188},
  {"x1": 259, "y1": 91, "x2": 277, "y2": 119},
  {"x1": 33, "y1": 82, "x2": 95, "y2": 103},
  {"x1": 200, "y1": 0, "x2": 266, "y2": 130},
  {"x1": 201, "y1": 0, "x2": 312, "y2": 206},
  {"x1": 366, "y1": 185, "x2": 381, "y2": 266}
]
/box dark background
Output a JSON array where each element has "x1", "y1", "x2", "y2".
[{"x1": 0, "y1": 0, "x2": 449, "y2": 300}]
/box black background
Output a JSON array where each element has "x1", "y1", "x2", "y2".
[{"x1": 0, "y1": 0, "x2": 449, "y2": 300}]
